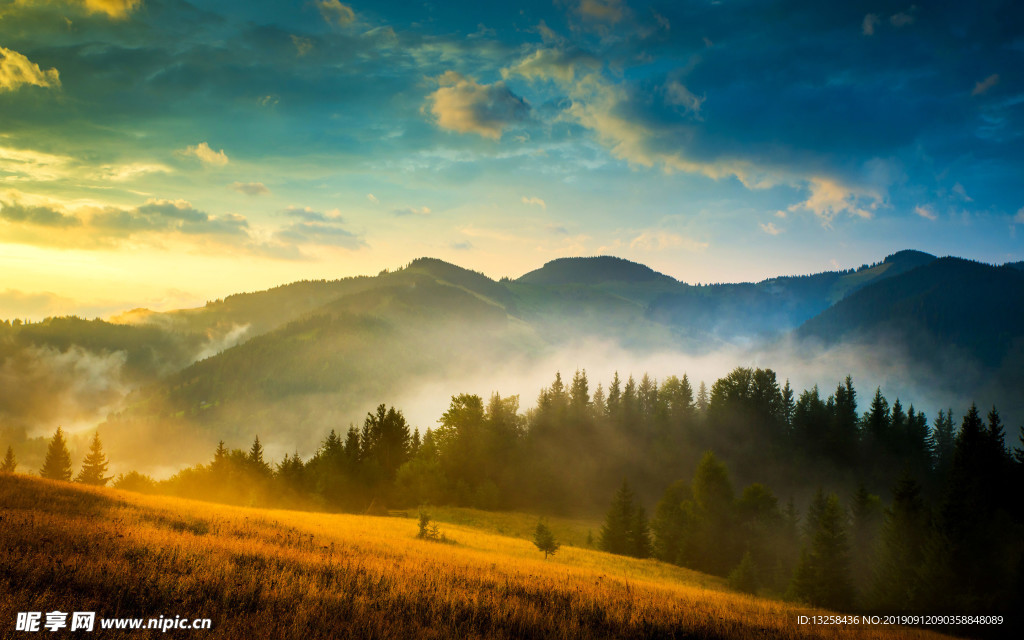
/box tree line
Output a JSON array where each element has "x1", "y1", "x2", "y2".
[{"x1": 4, "y1": 366, "x2": 1022, "y2": 617}]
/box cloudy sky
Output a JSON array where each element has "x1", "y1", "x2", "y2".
[{"x1": 1, "y1": 0, "x2": 1022, "y2": 318}]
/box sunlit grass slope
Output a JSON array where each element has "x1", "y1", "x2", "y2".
[{"x1": 1, "y1": 475, "x2": 951, "y2": 639}]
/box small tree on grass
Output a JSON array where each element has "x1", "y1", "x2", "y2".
[
  {"x1": 533, "y1": 521, "x2": 560, "y2": 559},
  {"x1": 1, "y1": 446, "x2": 16, "y2": 473},
  {"x1": 40, "y1": 427, "x2": 73, "y2": 481},
  {"x1": 728, "y1": 550, "x2": 759, "y2": 594},
  {"x1": 76, "y1": 432, "x2": 111, "y2": 486}
]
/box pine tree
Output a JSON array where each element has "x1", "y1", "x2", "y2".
[
  {"x1": 631, "y1": 505, "x2": 653, "y2": 558},
  {"x1": 1, "y1": 446, "x2": 16, "y2": 473},
  {"x1": 931, "y1": 409, "x2": 956, "y2": 478},
  {"x1": 75, "y1": 431, "x2": 111, "y2": 486},
  {"x1": 696, "y1": 381, "x2": 709, "y2": 414},
  {"x1": 248, "y1": 435, "x2": 271, "y2": 475},
  {"x1": 533, "y1": 521, "x2": 560, "y2": 559},
  {"x1": 40, "y1": 427, "x2": 73, "y2": 481},
  {"x1": 871, "y1": 474, "x2": 930, "y2": 610},
  {"x1": 729, "y1": 550, "x2": 759, "y2": 594},
  {"x1": 790, "y1": 492, "x2": 854, "y2": 610},
  {"x1": 601, "y1": 480, "x2": 638, "y2": 556}
]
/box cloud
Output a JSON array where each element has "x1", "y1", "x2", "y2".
[
  {"x1": 522, "y1": 196, "x2": 546, "y2": 209},
  {"x1": 503, "y1": 48, "x2": 600, "y2": 86},
  {"x1": 450, "y1": 241, "x2": 473, "y2": 250},
  {"x1": 230, "y1": 182, "x2": 270, "y2": 196},
  {"x1": 0, "y1": 146, "x2": 73, "y2": 181},
  {"x1": 273, "y1": 220, "x2": 364, "y2": 250},
  {"x1": 316, "y1": 0, "x2": 355, "y2": 27},
  {"x1": 914, "y1": 204, "x2": 937, "y2": 221},
  {"x1": 759, "y1": 222, "x2": 783, "y2": 235},
  {"x1": 291, "y1": 35, "x2": 314, "y2": 57},
  {"x1": 889, "y1": 9, "x2": 916, "y2": 27},
  {"x1": 181, "y1": 142, "x2": 229, "y2": 167},
  {"x1": 1014, "y1": 208, "x2": 1024, "y2": 224},
  {"x1": 664, "y1": 80, "x2": 705, "y2": 117},
  {"x1": 972, "y1": 74, "x2": 1000, "y2": 96},
  {"x1": 284, "y1": 206, "x2": 341, "y2": 222},
  {"x1": 862, "y1": 14, "x2": 880, "y2": 36},
  {"x1": 788, "y1": 177, "x2": 881, "y2": 223},
  {"x1": 366, "y1": 193, "x2": 379, "y2": 204},
  {"x1": 392, "y1": 206, "x2": 430, "y2": 217},
  {"x1": 79, "y1": 0, "x2": 141, "y2": 19},
  {"x1": 952, "y1": 183, "x2": 972, "y2": 202},
  {"x1": 92, "y1": 198, "x2": 249, "y2": 237},
  {"x1": 0, "y1": 47, "x2": 61, "y2": 93},
  {"x1": 629, "y1": 230, "x2": 708, "y2": 252},
  {"x1": 427, "y1": 71, "x2": 529, "y2": 140},
  {"x1": 100, "y1": 163, "x2": 172, "y2": 181},
  {"x1": 546, "y1": 224, "x2": 569, "y2": 235},
  {"x1": 577, "y1": 0, "x2": 624, "y2": 24},
  {"x1": 0, "y1": 201, "x2": 81, "y2": 228}
]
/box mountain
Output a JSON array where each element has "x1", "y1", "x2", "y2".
[
  {"x1": 646, "y1": 250, "x2": 937, "y2": 339},
  {"x1": 516, "y1": 256, "x2": 677, "y2": 286},
  {"x1": 797, "y1": 257, "x2": 1024, "y2": 418},
  {"x1": 6, "y1": 249, "x2": 1022, "y2": 473}
]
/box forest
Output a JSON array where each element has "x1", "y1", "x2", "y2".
[{"x1": 14, "y1": 365, "x2": 1023, "y2": 618}]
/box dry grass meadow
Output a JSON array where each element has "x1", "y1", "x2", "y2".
[{"x1": 1, "y1": 474, "x2": 956, "y2": 639}]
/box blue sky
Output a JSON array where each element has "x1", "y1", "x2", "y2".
[{"x1": 1, "y1": 0, "x2": 1022, "y2": 317}]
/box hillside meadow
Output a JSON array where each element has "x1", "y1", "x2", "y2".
[{"x1": 1, "y1": 474, "x2": 954, "y2": 639}]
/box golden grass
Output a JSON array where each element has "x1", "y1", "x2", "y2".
[{"x1": 1, "y1": 474, "x2": 954, "y2": 639}]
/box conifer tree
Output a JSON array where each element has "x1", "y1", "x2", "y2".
[
  {"x1": 931, "y1": 409, "x2": 956, "y2": 478},
  {"x1": 249, "y1": 435, "x2": 271, "y2": 475},
  {"x1": 871, "y1": 474, "x2": 930, "y2": 610},
  {"x1": 75, "y1": 431, "x2": 111, "y2": 486},
  {"x1": 696, "y1": 381, "x2": 709, "y2": 414},
  {"x1": 533, "y1": 521, "x2": 560, "y2": 559},
  {"x1": 601, "y1": 480, "x2": 638, "y2": 556},
  {"x1": 39, "y1": 427, "x2": 73, "y2": 481},
  {"x1": 1, "y1": 446, "x2": 15, "y2": 473},
  {"x1": 790, "y1": 492, "x2": 854, "y2": 610}
]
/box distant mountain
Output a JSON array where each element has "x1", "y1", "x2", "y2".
[
  {"x1": 797, "y1": 257, "x2": 1024, "y2": 418},
  {"x1": 9, "y1": 248, "x2": 1022, "y2": 473},
  {"x1": 647, "y1": 250, "x2": 937, "y2": 339},
  {"x1": 517, "y1": 256, "x2": 677, "y2": 286}
]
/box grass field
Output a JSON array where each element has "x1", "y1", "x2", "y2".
[{"x1": 1, "y1": 474, "x2": 955, "y2": 639}]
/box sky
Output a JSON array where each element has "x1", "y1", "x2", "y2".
[{"x1": 1, "y1": 0, "x2": 1022, "y2": 319}]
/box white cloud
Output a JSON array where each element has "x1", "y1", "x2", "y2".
[
  {"x1": 759, "y1": 222, "x2": 783, "y2": 235},
  {"x1": 0, "y1": 47, "x2": 60, "y2": 93},
  {"x1": 367, "y1": 193, "x2": 379, "y2": 204},
  {"x1": 316, "y1": 0, "x2": 355, "y2": 27},
  {"x1": 914, "y1": 204, "x2": 937, "y2": 221},
  {"x1": 788, "y1": 177, "x2": 881, "y2": 223},
  {"x1": 972, "y1": 74, "x2": 1000, "y2": 96},
  {"x1": 100, "y1": 163, "x2": 172, "y2": 181},
  {"x1": 181, "y1": 142, "x2": 229, "y2": 167},
  {"x1": 629, "y1": 230, "x2": 708, "y2": 252},
  {"x1": 230, "y1": 182, "x2": 270, "y2": 196},
  {"x1": 1014, "y1": 208, "x2": 1024, "y2": 224},
  {"x1": 522, "y1": 196, "x2": 546, "y2": 209},
  {"x1": 427, "y1": 71, "x2": 529, "y2": 139},
  {"x1": 862, "y1": 14, "x2": 880, "y2": 36}
]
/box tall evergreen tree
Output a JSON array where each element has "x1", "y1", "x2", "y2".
[
  {"x1": 790, "y1": 491, "x2": 854, "y2": 610},
  {"x1": 931, "y1": 409, "x2": 956, "y2": 478},
  {"x1": 1, "y1": 446, "x2": 15, "y2": 473},
  {"x1": 600, "y1": 480, "x2": 647, "y2": 557},
  {"x1": 75, "y1": 431, "x2": 111, "y2": 486},
  {"x1": 39, "y1": 427, "x2": 73, "y2": 481},
  {"x1": 871, "y1": 474, "x2": 930, "y2": 611},
  {"x1": 248, "y1": 435, "x2": 272, "y2": 475}
]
